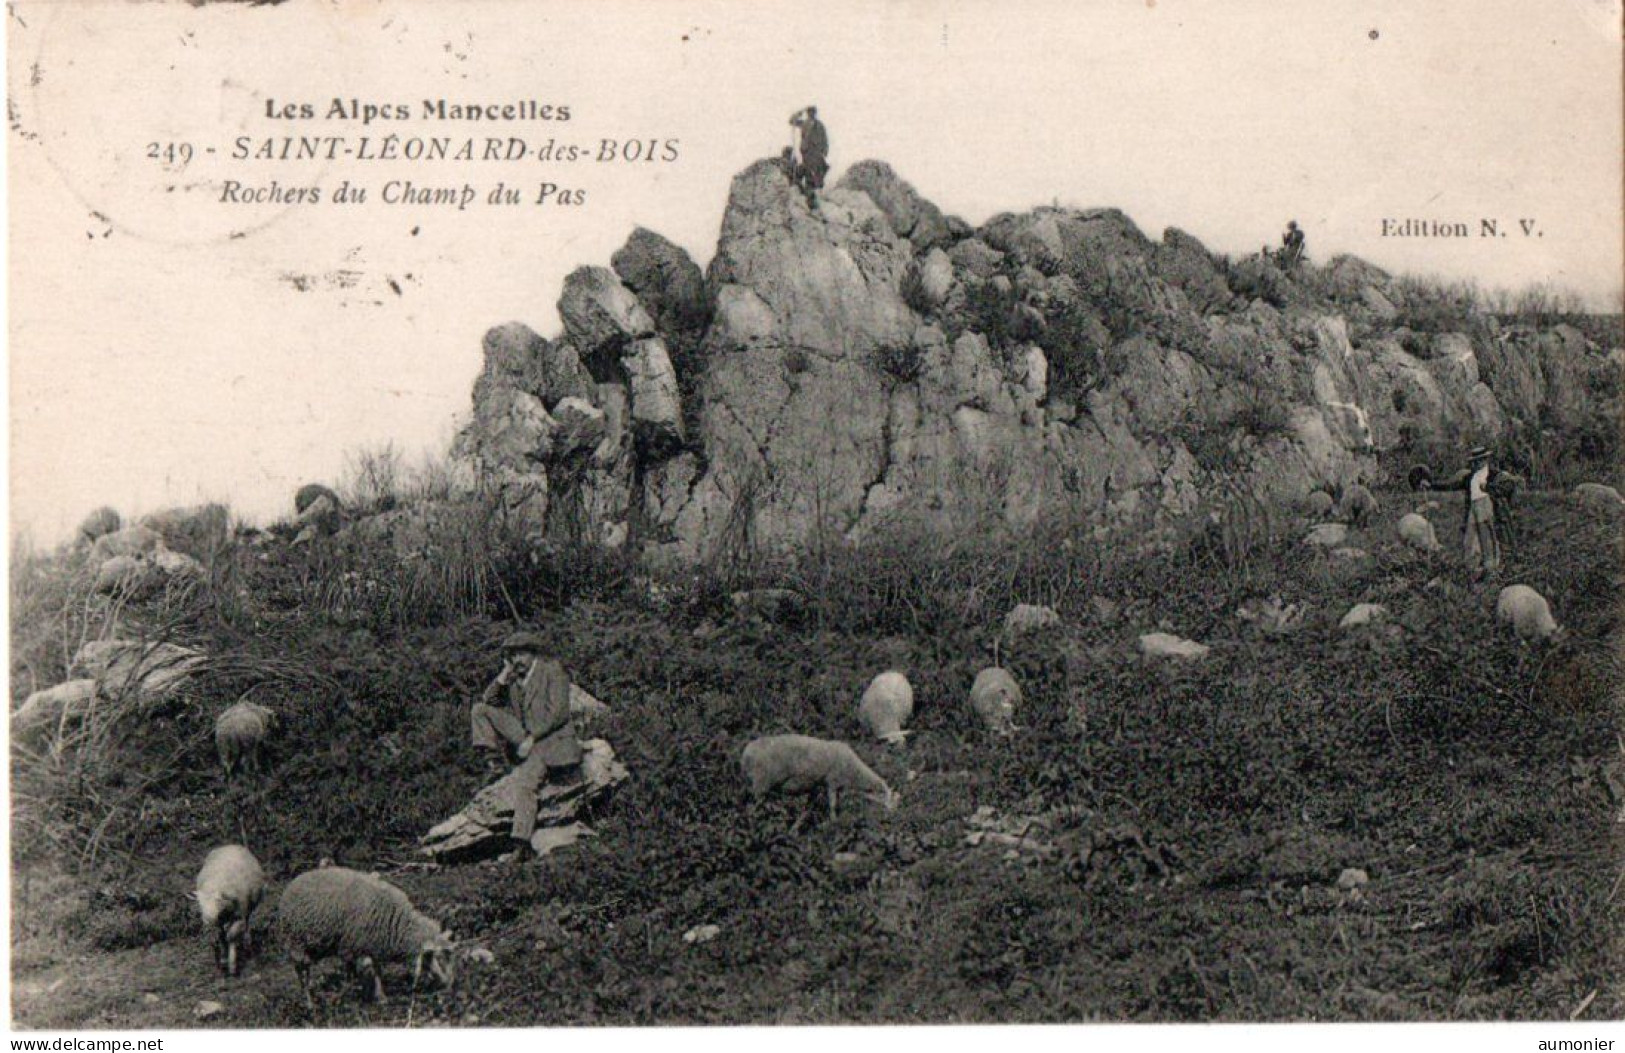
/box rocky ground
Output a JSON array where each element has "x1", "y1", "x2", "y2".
[{"x1": 10, "y1": 482, "x2": 1622, "y2": 1026}]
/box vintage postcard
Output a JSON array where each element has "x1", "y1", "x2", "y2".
[{"x1": 7, "y1": 0, "x2": 1622, "y2": 1039}]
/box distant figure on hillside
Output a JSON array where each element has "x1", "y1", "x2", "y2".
[
  {"x1": 1280, "y1": 220, "x2": 1306, "y2": 268},
  {"x1": 789, "y1": 105, "x2": 829, "y2": 206},
  {"x1": 470, "y1": 631, "x2": 584, "y2": 846},
  {"x1": 1422, "y1": 445, "x2": 1504, "y2": 580}
]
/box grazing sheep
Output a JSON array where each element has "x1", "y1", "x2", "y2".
[
  {"x1": 274, "y1": 866, "x2": 456, "y2": 1008},
  {"x1": 967, "y1": 667, "x2": 1021, "y2": 735},
  {"x1": 1573, "y1": 482, "x2": 1624, "y2": 510},
  {"x1": 77, "y1": 506, "x2": 122, "y2": 546},
  {"x1": 1302, "y1": 490, "x2": 1335, "y2": 518},
  {"x1": 1303, "y1": 523, "x2": 1350, "y2": 548},
  {"x1": 89, "y1": 525, "x2": 162, "y2": 563},
  {"x1": 1495, "y1": 585, "x2": 1566, "y2": 645},
  {"x1": 215, "y1": 702, "x2": 275, "y2": 779},
  {"x1": 1338, "y1": 603, "x2": 1388, "y2": 630},
  {"x1": 858, "y1": 671, "x2": 914, "y2": 745},
  {"x1": 1003, "y1": 603, "x2": 1060, "y2": 637},
  {"x1": 1337, "y1": 483, "x2": 1378, "y2": 528},
  {"x1": 193, "y1": 845, "x2": 266, "y2": 978},
  {"x1": 1397, "y1": 512, "x2": 1441, "y2": 553},
  {"x1": 92, "y1": 555, "x2": 160, "y2": 597},
  {"x1": 741, "y1": 735, "x2": 897, "y2": 818}
]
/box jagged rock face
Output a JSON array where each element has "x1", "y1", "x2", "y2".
[
  {"x1": 450, "y1": 155, "x2": 1607, "y2": 562},
  {"x1": 611, "y1": 227, "x2": 709, "y2": 336},
  {"x1": 835, "y1": 161, "x2": 954, "y2": 251}
]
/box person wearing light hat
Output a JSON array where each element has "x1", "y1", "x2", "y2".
[
  {"x1": 470, "y1": 630, "x2": 584, "y2": 844},
  {"x1": 1423, "y1": 445, "x2": 1502, "y2": 579}
]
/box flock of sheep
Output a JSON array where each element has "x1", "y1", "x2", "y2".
[{"x1": 86, "y1": 471, "x2": 1604, "y2": 1013}]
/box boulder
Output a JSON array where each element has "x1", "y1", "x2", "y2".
[
  {"x1": 835, "y1": 160, "x2": 953, "y2": 250},
  {"x1": 139, "y1": 504, "x2": 229, "y2": 559},
  {"x1": 550, "y1": 397, "x2": 608, "y2": 459},
  {"x1": 622, "y1": 337, "x2": 685, "y2": 451},
  {"x1": 610, "y1": 227, "x2": 709, "y2": 335},
  {"x1": 77, "y1": 507, "x2": 122, "y2": 545},
  {"x1": 914, "y1": 247, "x2": 955, "y2": 308},
  {"x1": 558, "y1": 266, "x2": 656, "y2": 359},
  {"x1": 1139, "y1": 632, "x2": 1209, "y2": 661},
  {"x1": 12, "y1": 679, "x2": 99, "y2": 737},
  {"x1": 72, "y1": 640, "x2": 205, "y2": 708}
]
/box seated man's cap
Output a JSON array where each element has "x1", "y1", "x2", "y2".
[{"x1": 500, "y1": 631, "x2": 550, "y2": 656}]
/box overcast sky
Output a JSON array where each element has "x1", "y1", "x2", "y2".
[{"x1": 8, "y1": 0, "x2": 1622, "y2": 545}]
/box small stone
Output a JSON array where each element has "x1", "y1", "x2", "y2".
[
  {"x1": 142, "y1": 993, "x2": 160, "y2": 1005},
  {"x1": 193, "y1": 1000, "x2": 225, "y2": 1020},
  {"x1": 1336, "y1": 867, "x2": 1370, "y2": 890}
]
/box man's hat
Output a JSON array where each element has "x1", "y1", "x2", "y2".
[
  {"x1": 500, "y1": 631, "x2": 549, "y2": 657},
  {"x1": 1467, "y1": 445, "x2": 1491, "y2": 462}
]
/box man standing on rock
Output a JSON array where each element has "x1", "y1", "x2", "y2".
[
  {"x1": 470, "y1": 631, "x2": 584, "y2": 846},
  {"x1": 790, "y1": 105, "x2": 829, "y2": 206}
]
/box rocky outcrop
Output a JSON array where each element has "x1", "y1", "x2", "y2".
[{"x1": 449, "y1": 155, "x2": 1615, "y2": 562}]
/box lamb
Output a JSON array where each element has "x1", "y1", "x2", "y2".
[
  {"x1": 1495, "y1": 585, "x2": 1566, "y2": 645},
  {"x1": 1397, "y1": 512, "x2": 1440, "y2": 553},
  {"x1": 1337, "y1": 483, "x2": 1378, "y2": 528},
  {"x1": 215, "y1": 701, "x2": 275, "y2": 779},
  {"x1": 740, "y1": 735, "x2": 897, "y2": 818},
  {"x1": 193, "y1": 845, "x2": 266, "y2": 977},
  {"x1": 274, "y1": 866, "x2": 456, "y2": 1008},
  {"x1": 968, "y1": 667, "x2": 1021, "y2": 735},
  {"x1": 858, "y1": 671, "x2": 914, "y2": 745}
]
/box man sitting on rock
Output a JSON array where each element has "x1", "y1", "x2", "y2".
[{"x1": 470, "y1": 631, "x2": 584, "y2": 846}]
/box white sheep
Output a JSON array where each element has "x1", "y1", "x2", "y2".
[
  {"x1": 88, "y1": 525, "x2": 163, "y2": 563},
  {"x1": 740, "y1": 734, "x2": 897, "y2": 818},
  {"x1": 193, "y1": 845, "x2": 266, "y2": 978},
  {"x1": 858, "y1": 671, "x2": 914, "y2": 745},
  {"x1": 1495, "y1": 585, "x2": 1566, "y2": 645},
  {"x1": 215, "y1": 701, "x2": 275, "y2": 779},
  {"x1": 1397, "y1": 512, "x2": 1440, "y2": 553},
  {"x1": 1337, "y1": 483, "x2": 1378, "y2": 528},
  {"x1": 968, "y1": 667, "x2": 1021, "y2": 735},
  {"x1": 274, "y1": 866, "x2": 456, "y2": 1008},
  {"x1": 1003, "y1": 603, "x2": 1060, "y2": 637}
]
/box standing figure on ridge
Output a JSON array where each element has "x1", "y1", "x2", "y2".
[
  {"x1": 470, "y1": 631, "x2": 584, "y2": 847},
  {"x1": 1280, "y1": 220, "x2": 1306, "y2": 268},
  {"x1": 790, "y1": 105, "x2": 829, "y2": 207}
]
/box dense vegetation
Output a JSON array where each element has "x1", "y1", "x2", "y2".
[{"x1": 10, "y1": 425, "x2": 1622, "y2": 1024}]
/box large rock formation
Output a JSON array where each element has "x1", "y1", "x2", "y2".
[{"x1": 452, "y1": 156, "x2": 1616, "y2": 562}]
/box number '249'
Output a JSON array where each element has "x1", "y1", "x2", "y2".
[{"x1": 147, "y1": 142, "x2": 194, "y2": 167}]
